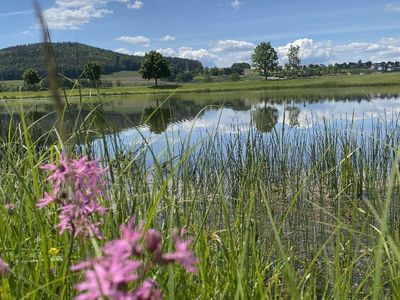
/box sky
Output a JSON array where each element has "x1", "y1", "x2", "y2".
[{"x1": 1, "y1": 0, "x2": 400, "y2": 67}]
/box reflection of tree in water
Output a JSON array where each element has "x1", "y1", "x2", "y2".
[
  {"x1": 285, "y1": 106, "x2": 301, "y2": 127},
  {"x1": 143, "y1": 106, "x2": 172, "y2": 134},
  {"x1": 252, "y1": 104, "x2": 279, "y2": 133}
]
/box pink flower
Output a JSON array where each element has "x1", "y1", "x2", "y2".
[
  {"x1": 38, "y1": 154, "x2": 107, "y2": 238},
  {"x1": 72, "y1": 221, "x2": 197, "y2": 300},
  {"x1": 145, "y1": 230, "x2": 162, "y2": 254},
  {"x1": 0, "y1": 258, "x2": 10, "y2": 277},
  {"x1": 162, "y1": 233, "x2": 197, "y2": 273},
  {"x1": 103, "y1": 220, "x2": 143, "y2": 258},
  {"x1": 72, "y1": 256, "x2": 142, "y2": 300},
  {"x1": 132, "y1": 279, "x2": 163, "y2": 300}
]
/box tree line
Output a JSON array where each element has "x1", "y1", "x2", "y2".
[{"x1": 0, "y1": 42, "x2": 203, "y2": 81}]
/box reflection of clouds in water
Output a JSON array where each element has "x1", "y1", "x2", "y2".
[
  {"x1": 99, "y1": 96, "x2": 400, "y2": 156},
  {"x1": 289, "y1": 98, "x2": 400, "y2": 128}
]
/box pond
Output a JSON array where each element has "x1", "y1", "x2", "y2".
[{"x1": 1, "y1": 87, "x2": 400, "y2": 158}]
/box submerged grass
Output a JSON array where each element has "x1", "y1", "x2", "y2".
[{"x1": 0, "y1": 96, "x2": 399, "y2": 298}]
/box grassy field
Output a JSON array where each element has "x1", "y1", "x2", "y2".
[
  {"x1": 1, "y1": 92, "x2": 400, "y2": 298},
  {"x1": 1, "y1": 72, "x2": 400, "y2": 100}
]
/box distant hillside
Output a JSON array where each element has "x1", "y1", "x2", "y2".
[{"x1": 0, "y1": 42, "x2": 203, "y2": 80}]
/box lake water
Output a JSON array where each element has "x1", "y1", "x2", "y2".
[{"x1": 1, "y1": 88, "x2": 400, "y2": 158}]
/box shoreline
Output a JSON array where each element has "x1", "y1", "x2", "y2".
[{"x1": 1, "y1": 73, "x2": 400, "y2": 100}]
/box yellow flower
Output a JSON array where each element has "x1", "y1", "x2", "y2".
[{"x1": 48, "y1": 248, "x2": 60, "y2": 256}]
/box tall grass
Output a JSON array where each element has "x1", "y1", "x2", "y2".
[{"x1": 0, "y1": 94, "x2": 399, "y2": 299}]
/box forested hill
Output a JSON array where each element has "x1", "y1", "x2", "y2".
[{"x1": 0, "y1": 42, "x2": 203, "y2": 80}]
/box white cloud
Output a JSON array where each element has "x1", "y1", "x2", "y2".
[
  {"x1": 116, "y1": 35, "x2": 151, "y2": 47},
  {"x1": 385, "y1": 3, "x2": 400, "y2": 12},
  {"x1": 231, "y1": 0, "x2": 242, "y2": 10},
  {"x1": 277, "y1": 38, "x2": 400, "y2": 65},
  {"x1": 133, "y1": 51, "x2": 146, "y2": 56},
  {"x1": 117, "y1": 37, "x2": 400, "y2": 67},
  {"x1": 126, "y1": 0, "x2": 144, "y2": 10},
  {"x1": 211, "y1": 40, "x2": 255, "y2": 52},
  {"x1": 277, "y1": 38, "x2": 334, "y2": 65},
  {"x1": 157, "y1": 48, "x2": 177, "y2": 57},
  {"x1": 43, "y1": 0, "x2": 145, "y2": 30},
  {"x1": 177, "y1": 47, "x2": 221, "y2": 65},
  {"x1": 43, "y1": 0, "x2": 112, "y2": 30},
  {"x1": 156, "y1": 37, "x2": 400, "y2": 67},
  {"x1": 159, "y1": 35, "x2": 176, "y2": 42},
  {"x1": 115, "y1": 48, "x2": 132, "y2": 55}
]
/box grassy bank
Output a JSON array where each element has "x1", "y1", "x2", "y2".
[
  {"x1": 1, "y1": 72, "x2": 400, "y2": 100},
  {"x1": 0, "y1": 96, "x2": 400, "y2": 298}
]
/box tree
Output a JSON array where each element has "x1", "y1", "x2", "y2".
[
  {"x1": 23, "y1": 69, "x2": 40, "y2": 86},
  {"x1": 287, "y1": 45, "x2": 301, "y2": 77},
  {"x1": 230, "y1": 73, "x2": 240, "y2": 82},
  {"x1": 252, "y1": 42, "x2": 278, "y2": 80},
  {"x1": 231, "y1": 62, "x2": 251, "y2": 75},
  {"x1": 176, "y1": 72, "x2": 194, "y2": 82},
  {"x1": 139, "y1": 51, "x2": 171, "y2": 86},
  {"x1": 83, "y1": 62, "x2": 102, "y2": 84}
]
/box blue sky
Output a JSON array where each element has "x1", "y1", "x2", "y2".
[{"x1": 1, "y1": 0, "x2": 400, "y2": 66}]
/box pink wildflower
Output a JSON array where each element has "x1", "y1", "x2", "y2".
[
  {"x1": 103, "y1": 220, "x2": 143, "y2": 258},
  {"x1": 72, "y1": 256, "x2": 142, "y2": 300},
  {"x1": 162, "y1": 233, "x2": 197, "y2": 273},
  {"x1": 144, "y1": 230, "x2": 162, "y2": 254},
  {"x1": 72, "y1": 221, "x2": 196, "y2": 300},
  {"x1": 38, "y1": 154, "x2": 107, "y2": 238},
  {"x1": 0, "y1": 258, "x2": 9, "y2": 277},
  {"x1": 132, "y1": 279, "x2": 163, "y2": 300}
]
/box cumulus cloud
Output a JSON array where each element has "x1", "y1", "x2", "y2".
[
  {"x1": 277, "y1": 38, "x2": 400, "y2": 65},
  {"x1": 211, "y1": 40, "x2": 255, "y2": 52},
  {"x1": 43, "y1": 0, "x2": 112, "y2": 30},
  {"x1": 116, "y1": 35, "x2": 151, "y2": 47},
  {"x1": 177, "y1": 47, "x2": 221, "y2": 65},
  {"x1": 159, "y1": 35, "x2": 176, "y2": 42},
  {"x1": 157, "y1": 48, "x2": 177, "y2": 57},
  {"x1": 43, "y1": 0, "x2": 145, "y2": 29},
  {"x1": 277, "y1": 38, "x2": 334, "y2": 65},
  {"x1": 150, "y1": 37, "x2": 400, "y2": 67}
]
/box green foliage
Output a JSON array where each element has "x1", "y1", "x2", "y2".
[
  {"x1": 0, "y1": 42, "x2": 203, "y2": 80},
  {"x1": 231, "y1": 62, "x2": 251, "y2": 75},
  {"x1": 287, "y1": 45, "x2": 301, "y2": 68},
  {"x1": 23, "y1": 68, "x2": 40, "y2": 86},
  {"x1": 139, "y1": 51, "x2": 171, "y2": 86},
  {"x1": 176, "y1": 72, "x2": 194, "y2": 82},
  {"x1": 1, "y1": 96, "x2": 400, "y2": 298},
  {"x1": 230, "y1": 72, "x2": 240, "y2": 82},
  {"x1": 286, "y1": 45, "x2": 301, "y2": 77},
  {"x1": 83, "y1": 62, "x2": 102, "y2": 82},
  {"x1": 202, "y1": 74, "x2": 214, "y2": 83},
  {"x1": 252, "y1": 42, "x2": 279, "y2": 80}
]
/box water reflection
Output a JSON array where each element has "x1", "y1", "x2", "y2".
[
  {"x1": 0, "y1": 89, "x2": 400, "y2": 148},
  {"x1": 143, "y1": 106, "x2": 172, "y2": 134},
  {"x1": 285, "y1": 106, "x2": 301, "y2": 127},
  {"x1": 252, "y1": 105, "x2": 279, "y2": 133}
]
